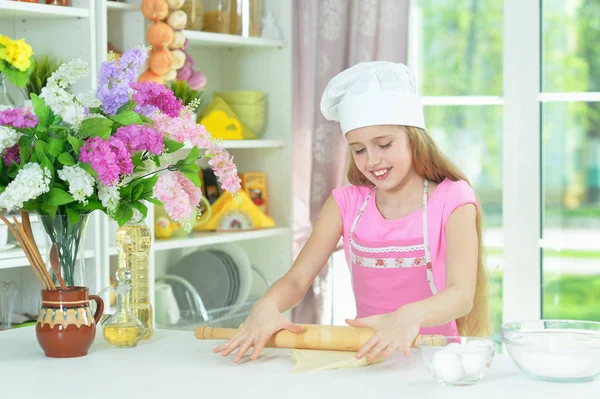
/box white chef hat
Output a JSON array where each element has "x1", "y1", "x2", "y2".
[{"x1": 320, "y1": 61, "x2": 426, "y2": 135}]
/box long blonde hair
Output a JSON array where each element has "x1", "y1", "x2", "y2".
[{"x1": 346, "y1": 126, "x2": 490, "y2": 337}]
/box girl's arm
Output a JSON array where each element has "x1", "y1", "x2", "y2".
[
  {"x1": 347, "y1": 203, "x2": 478, "y2": 360},
  {"x1": 258, "y1": 194, "x2": 344, "y2": 312},
  {"x1": 214, "y1": 194, "x2": 343, "y2": 361}
]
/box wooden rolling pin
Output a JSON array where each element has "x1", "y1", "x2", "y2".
[{"x1": 195, "y1": 324, "x2": 446, "y2": 351}]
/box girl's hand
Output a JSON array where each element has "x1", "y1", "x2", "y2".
[
  {"x1": 345, "y1": 306, "x2": 422, "y2": 361},
  {"x1": 212, "y1": 300, "x2": 303, "y2": 363}
]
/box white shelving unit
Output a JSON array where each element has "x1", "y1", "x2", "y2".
[{"x1": 0, "y1": 0, "x2": 293, "y2": 329}]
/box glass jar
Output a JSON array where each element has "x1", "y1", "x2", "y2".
[
  {"x1": 230, "y1": 0, "x2": 261, "y2": 37},
  {"x1": 202, "y1": 0, "x2": 231, "y2": 34},
  {"x1": 181, "y1": 0, "x2": 204, "y2": 31}
]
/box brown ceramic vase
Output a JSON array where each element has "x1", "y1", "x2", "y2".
[{"x1": 36, "y1": 286, "x2": 104, "y2": 358}]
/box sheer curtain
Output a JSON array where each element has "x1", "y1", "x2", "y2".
[{"x1": 291, "y1": 0, "x2": 411, "y2": 324}]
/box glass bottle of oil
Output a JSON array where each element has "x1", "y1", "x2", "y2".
[
  {"x1": 103, "y1": 268, "x2": 145, "y2": 348},
  {"x1": 115, "y1": 212, "x2": 153, "y2": 339}
]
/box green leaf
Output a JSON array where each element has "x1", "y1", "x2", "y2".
[
  {"x1": 30, "y1": 94, "x2": 50, "y2": 127},
  {"x1": 176, "y1": 146, "x2": 199, "y2": 167},
  {"x1": 114, "y1": 203, "x2": 134, "y2": 227},
  {"x1": 40, "y1": 156, "x2": 54, "y2": 180},
  {"x1": 181, "y1": 170, "x2": 202, "y2": 189},
  {"x1": 34, "y1": 140, "x2": 47, "y2": 162},
  {"x1": 143, "y1": 174, "x2": 159, "y2": 194},
  {"x1": 67, "y1": 136, "x2": 84, "y2": 156},
  {"x1": 120, "y1": 183, "x2": 134, "y2": 199},
  {"x1": 146, "y1": 198, "x2": 163, "y2": 206},
  {"x1": 46, "y1": 188, "x2": 74, "y2": 206},
  {"x1": 18, "y1": 135, "x2": 33, "y2": 164},
  {"x1": 66, "y1": 207, "x2": 80, "y2": 226},
  {"x1": 130, "y1": 201, "x2": 148, "y2": 219},
  {"x1": 132, "y1": 184, "x2": 144, "y2": 201},
  {"x1": 39, "y1": 204, "x2": 58, "y2": 218},
  {"x1": 139, "y1": 114, "x2": 154, "y2": 124},
  {"x1": 131, "y1": 152, "x2": 144, "y2": 168},
  {"x1": 110, "y1": 110, "x2": 142, "y2": 126},
  {"x1": 117, "y1": 100, "x2": 137, "y2": 114},
  {"x1": 73, "y1": 199, "x2": 103, "y2": 212},
  {"x1": 180, "y1": 163, "x2": 200, "y2": 174},
  {"x1": 80, "y1": 163, "x2": 98, "y2": 179},
  {"x1": 58, "y1": 153, "x2": 76, "y2": 166},
  {"x1": 79, "y1": 118, "x2": 113, "y2": 140},
  {"x1": 0, "y1": 58, "x2": 32, "y2": 88},
  {"x1": 164, "y1": 139, "x2": 185, "y2": 153},
  {"x1": 47, "y1": 137, "x2": 64, "y2": 158}
]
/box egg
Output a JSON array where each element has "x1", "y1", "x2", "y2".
[
  {"x1": 445, "y1": 342, "x2": 463, "y2": 352},
  {"x1": 460, "y1": 349, "x2": 489, "y2": 377},
  {"x1": 432, "y1": 350, "x2": 464, "y2": 383}
]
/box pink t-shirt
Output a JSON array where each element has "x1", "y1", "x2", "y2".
[{"x1": 332, "y1": 178, "x2": 478, "y2": 295}]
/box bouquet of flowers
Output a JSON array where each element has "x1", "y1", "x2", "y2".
[{"x1": 0, "y1": 46, "x2": 240, "y2": 286}]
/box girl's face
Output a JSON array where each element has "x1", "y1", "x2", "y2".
[{"x1": 346, "y1": 125, "x2": 413, "y2": 191}]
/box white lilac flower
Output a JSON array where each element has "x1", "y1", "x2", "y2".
[
  {"x1": 76, "y1": 90, "x2": 102, "y2": 109},
  {"x1": 0, "y1": 163, "x2": 51, "y2": 211},
  {"x1": 57, "y1": 165, "x2": 94, "y2": 205},
  {"x1": 97, "y1": 183, "x2": 120, "y2": 214},
  {"x1": 46, "y1": 59, "x2": 89, "y2": 89},
  {"x1": 0, "y1": 125, "x2": 18, "y2": 153},
  {"x1": 84, "y1": 113, "x2": 106, "y2": 120},
  {"x1": 40, "y1": 86, "x2": 85, "y2": 126}
]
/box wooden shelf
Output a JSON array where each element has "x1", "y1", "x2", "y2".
[
  {"x1": 183, "y1": 30, "x2": 285, "y2": 49},
  {"x1": 106, "y1": 1, "x2": 139, "y2": 12},
  {"x1": 185, "y1": 139, "x2": 287, "y2": 150},
  {"x1": 0, "y1": 248, "x2": 95, "y2": 270},
  {"x1": 152, "y1": 227, "x2": 290, "y2": 252},
  {"x1": 0, "y1": 2, "x2": 89, "y2": 20}
]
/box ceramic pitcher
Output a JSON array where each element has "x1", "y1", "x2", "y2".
[{"x1": 36, "y1": 286, "x2": 104, "y2": 358}]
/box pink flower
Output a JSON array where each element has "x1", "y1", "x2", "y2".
[
  {"x1": 2, "y1": 144, "x2": 20, "y2": 166},
  {"x1": 153, "y1": 171, "x2": 202, "y2": 223},
  {"x1": 375, "y1": 259, "x2": 385, "y2": 267},
  {"x1": 130, "y1": 81, "x2": 183, "y2": 118},
  {"x1": 151, "y1": 109, "x2": 211, "y2": 148},
  {"x1": 79, "y1": 136, "x2": 134, "y2": 186},
  {"x1": 113, "y1": 124, "x2": 164, "y2": 155},
  {"x1": 395, "y1": 258, "x2": 405, "y2": 267},
  {"x1": 207, "y1": 143, "x2": 241, "y2": 194},
  {"x1": 0, "y1": 107, "x2": 38, "y2": 129}
]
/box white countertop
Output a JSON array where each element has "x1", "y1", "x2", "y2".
[{"x1": 0, "y1": 326, "x2": 598, "y2": 398}]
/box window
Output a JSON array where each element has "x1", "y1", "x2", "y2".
[
  {"x1": 409, "y1": 0, "x2": 505, "y2": 340},
  {"x1": 541, "y1": 0, "x2": 600, "y2": 322}
]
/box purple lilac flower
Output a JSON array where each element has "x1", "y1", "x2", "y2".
[
  {"x1": 96, "y1": 46, "x2": 149, "y2": 115},
  {"x1": 2, "y1": 144, "x2": 20, "y2": 166},
  {"x1": 96, "y1": 84, "x2": 130, "y2": 116},
  {"x1": 118, "y1": 46, "x2": 148, "y2": 82},
  {"x1": 79, "y1": 136, "x2": 134, "y2": 186},
  {"x1": 0, "y1": 107, "x2": 38, "y2": 129},
  {"x1": 113, "y1": 124, "x2": 164, "y2": 155},
  {"x1": 130, "y1": 81, "x2": 183, "y2": 118}
]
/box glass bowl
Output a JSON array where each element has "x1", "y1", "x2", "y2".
[
  {"x1": 418, "y1": 336, "x2": 496, "y2": 386},
  {"x1": 501, "y1": 320, "x2": 600, "y2": 382}
]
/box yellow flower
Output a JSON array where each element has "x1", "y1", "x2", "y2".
[{"x1": 0, "y1": 36, "x2": 33, "y2": 72}]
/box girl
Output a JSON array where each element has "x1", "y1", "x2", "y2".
[{"x1": 214, "y1": 61, "x2": 489, "y2": 363}]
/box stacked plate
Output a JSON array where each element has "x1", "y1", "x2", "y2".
[{"x1": 169, "y1": 243, "x2": 252, "y2": 321}]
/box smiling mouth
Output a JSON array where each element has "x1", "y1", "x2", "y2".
[{"x1": 371, "y1": 168, "x2": 391, "y2": 179}]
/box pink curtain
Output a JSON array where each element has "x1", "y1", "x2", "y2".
[{"x1": 291, "y1": 0, "x2": 411, "y2": 324}]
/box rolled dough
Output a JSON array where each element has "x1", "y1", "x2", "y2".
[{"x1": 290, "y1": 349, "x2": 384, "y2": 373}]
